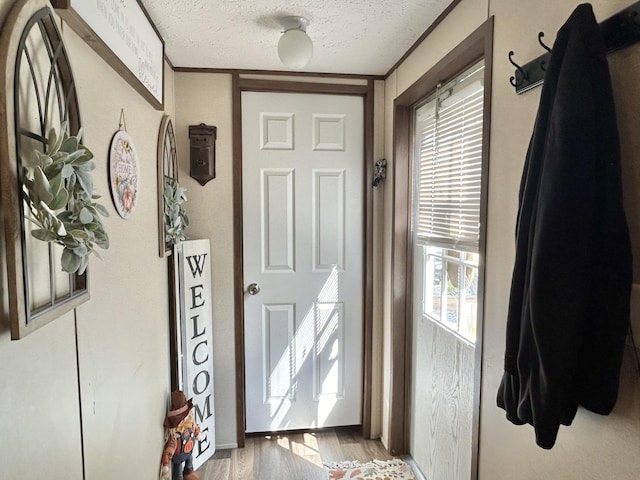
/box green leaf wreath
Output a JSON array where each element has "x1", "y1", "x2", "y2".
[
  {"x1": 22, "y1": 124, "x2": 109, "y2": 274},
  {"x1": 163, "y1": 176, "x2": 189, "y2": 246}
]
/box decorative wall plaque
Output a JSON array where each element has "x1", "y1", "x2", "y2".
[{"x1": 109, "y1": 114, "x2": 140, "y2": 219}]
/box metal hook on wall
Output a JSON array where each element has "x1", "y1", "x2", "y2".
[
  {"x1": 538, "y1": 32, "x2": 552, "y2": 71},
  {"x1": 510, "y1": 1, "x2": 640, "y2": 94},
  {"x1": 508, "y1": 51, "x2": 526, "y2": 87},
  {"x1": 538, "y1": 32, "x2": 552, "y2": 52},
  {"x1": 118, "y1": 108, "x2": 127, "y2": 131}
]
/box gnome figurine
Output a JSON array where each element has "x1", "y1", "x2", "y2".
[{"x1": 161, "y1": 390, "x2": 202, "y2": 480}]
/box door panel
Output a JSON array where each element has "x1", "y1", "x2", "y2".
[
  {"x1": 313, "y1": 169, "x2": 345, "y2": 270},
  {"x1": 261, "y1": 169, "x2": 294, "y2": 272},
  {"x1": 262, "y1": 303, "x2": 295, "y2": 402},
  {"x1": 242, "y1": 91, "x2": 363, "y2": 433}
]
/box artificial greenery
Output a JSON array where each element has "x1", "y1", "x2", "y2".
[
  {"x1": 22, "y1": 124, "x2": 109, "y2": 274},
  {"x1": 163, "y1": 176, "x2": 189, "y2": 246}
]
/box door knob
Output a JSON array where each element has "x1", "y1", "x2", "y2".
[{"x1": 247, "y1": 283, "x2": 261, "y2": 295}]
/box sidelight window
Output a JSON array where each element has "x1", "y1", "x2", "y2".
[{"x1": 413, "y1": 60, "x2": 484, "y2": 343}]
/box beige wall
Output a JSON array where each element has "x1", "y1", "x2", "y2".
[
  {"x1": 173, "y1": 72, "x2": 237, "y2": 447},
  {"x1": 383, "y1": 0, "x2": 640, "y2": 478},
  {"x1": 0, "y1": 1, "x2": 175, "y2": 478}
]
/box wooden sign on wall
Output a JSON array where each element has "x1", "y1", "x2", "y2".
[
  {"x1": 173, "y1": 239, "x2": 216, "y2": 470},
  {"x1": 52, "y1": 0, "x2": 164, "y2": 109}
]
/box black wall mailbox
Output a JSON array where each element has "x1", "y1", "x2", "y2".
[{"x1": 189, "y1": 123, "x2": 217, "y2": 186}]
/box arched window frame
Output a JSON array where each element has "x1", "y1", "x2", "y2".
[
  {"x1": 156, "y1": 114, "x2": 179, "y2": 257},
  {"x1": 0, "y1": 1, "x2": 87, "y2": 339}
]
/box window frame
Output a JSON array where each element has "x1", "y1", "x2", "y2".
[
  {"x1": 0, "y1": 2, "x2": 88, "y2": 340},
  {"x1": 387, "y1": 19, "x2": 493, "y2": 474}
]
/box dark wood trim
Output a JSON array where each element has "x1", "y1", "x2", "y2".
[
  {"x1": 238, "y1": 78, "x2": 369, "y2": 96},
  {"x1": 388, "y1": 18, "x2": 494, "y2": 460},
  {"x1": 388, "y1": 104, "x2": 411, "y2": 456},
  {"x1": 164, "y1": 53, "x2": 174, "y2": 69},
  {"x1": 361, "y1": 79, "x2": 375, "y2": 439},
  {"x1": 471, "y1": 17, "x2": 494, "y2": 480},
  {"x1": 395, "y1": 22, "x2": 490, "y2": 107},
  {"x1": 232, "y1": 77, "x2": 375, "y2": 447},
  {"x1": 384, "y1": 0, "x2": 464, "y2": 79},
  {"x1": 232, "y1": 72, "x2": 246, "y2": 449},
  {"x1": 174, "y1": 66, "x2": 384, "y2": 81}
]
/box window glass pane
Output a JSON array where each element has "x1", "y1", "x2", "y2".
[
  {"x1": 459, "y1": 263, "x2": 478, "y2": 342},
  {"x1": 424, "y1": 246, "x2": 443, "y2": 320},
  {"x1": 421, "y1": 245, "x2": 479, "y2": 342},
  {"x1": 445, "y1": 259, "x2": 460, "y2": 330}
]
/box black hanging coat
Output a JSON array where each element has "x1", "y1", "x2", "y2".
[{"x1": 496, "y1": 3, "x2": 632, "y2": 449}]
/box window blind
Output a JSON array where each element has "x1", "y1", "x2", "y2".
[{"x1": 414, "y1": 61, "x2": 485, "y2": 251}]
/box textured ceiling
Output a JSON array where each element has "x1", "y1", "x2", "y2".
[{"x1": 140, "y1": 0, "x2": 455, "y2": 75}]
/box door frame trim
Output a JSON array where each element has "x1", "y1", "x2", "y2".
[
  {"x1": 387, "y1": 18, "x2": 494, "y2": 468},
  {"x1": 232, "y1": 76, "x2": 375, "y2": 447}
]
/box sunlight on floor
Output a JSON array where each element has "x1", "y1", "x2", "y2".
[{"x1": 266, "y1": 432, "x2": 324, "y2": 467}]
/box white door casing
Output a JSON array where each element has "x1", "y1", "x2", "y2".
[{"x1": 242, "y1": 91, "x2": 364, "y2": 433}]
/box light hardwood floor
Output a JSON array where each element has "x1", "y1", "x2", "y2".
[{"x1": 197, "y1": 427, "x2": 393, "y2": 480}]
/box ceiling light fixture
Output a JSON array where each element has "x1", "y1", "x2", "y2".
[{"x1": 278, "y1": 16, "x2": 313, "y2": 69}]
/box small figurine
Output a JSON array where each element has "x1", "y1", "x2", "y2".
[{"x1": 161, "y1": 390, "x2": 202, "y2": 480}]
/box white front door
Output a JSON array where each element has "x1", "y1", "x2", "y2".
[{"x1": 242, "y1": 91, "x2": 364, "y2": 433}]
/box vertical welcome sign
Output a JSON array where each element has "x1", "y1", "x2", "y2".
[{"x1": 175, "y1": 239, "x2": 216, "y2": 469}]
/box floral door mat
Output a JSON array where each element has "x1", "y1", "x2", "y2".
[{"x1": 325, "y1": 459, "x2": 416, "y2": 480}]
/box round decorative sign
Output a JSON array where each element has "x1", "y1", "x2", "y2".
[{"x1": 109, "y1": 130, "x2": 140, "y2": 219}]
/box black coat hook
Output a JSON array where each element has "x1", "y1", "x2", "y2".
[
  {"x1": 510, "y1": 1, "x2": 640, "y2": 95},
  {"x1": 538, "y1": 32, "x2": 552, "y2": 71},
  {"x1": 538, "y1": 32, "x2": 552, "y2": 52},
  {"x1": 508, "y1": 51, "x2": 526, "y2": 87}
]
